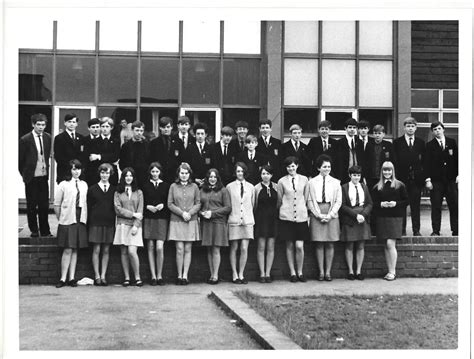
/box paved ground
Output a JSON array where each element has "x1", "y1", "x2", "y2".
[
  {"x1": 18, "y1": 207, "x2": 453, "y2": 238},
  {"x1": 19, "y1": 278, "x2": 457, "y2": 350}
]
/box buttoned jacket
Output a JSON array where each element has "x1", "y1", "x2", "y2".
[
  {"x1": 226, "y1": 180, "x2": 255, "y2": 226},
  {"x1": 54, "y1": 179, "x2": 88, "y2": 225},
  {"x1": 277, "y1": 174, "x2": 309, "y2": 223},
  {"x1": 114, "y1": 189, "x2": 144, "y2": 227},
  {"x1": 307, "y1": 175, "x2": 342, "y2": 219},
  {"x1": 167, "y1": 182, "x2": 201, "y2": 222}
]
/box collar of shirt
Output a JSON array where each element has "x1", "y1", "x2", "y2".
[
  {"x1": 32, "y1": 130, "x2": 42, "y2": 138},
  {"x1": 101, "y1": 135, "x2": 110, "y2": 140},
  {"x1": 345, "y1": 134, "x2": 355, "y2": 145},
  {"x1": 291, "y1": 139, "x2": 299, "y2": 148},
  {"x1": 248, "y1": 150, "x2": 256, "y2": 158},
  {"x1": 359, "y1": 136, "x2": 368, "y2": 144},
  {"x1": 404, "y1": 134, "x2": 414, "y2": 144},
  {"x1": 437, "y1": 136, "x2": 446, "y2": 144},
  {"x1": 66, "y1": 129, "x2": 75, "y2": 138},
  {"x1": 221, "y1": 141, "x2": 228, "y2": 152},
  {"x1": 180, "y1": 133, "x2": 187, "y2": 141}
]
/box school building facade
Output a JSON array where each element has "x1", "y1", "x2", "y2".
[{"x1": 18, "y1": 20, "x2": 458, "y2": 200}]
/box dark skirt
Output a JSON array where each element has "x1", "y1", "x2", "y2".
[
  {"x1": 278, "y1": 220, "x2": 309, "y2": 242},
  {"x1": 255, "y1": 215, "x2": 278, "y2": 239},
  {"x1": 375, "y1": 217, "x2": 403, "y2": 241},
  {"x1": 88, "y1": 226, "x2": 115, "y2": 244},
  {"x1": 340, "y1": 206, "x2": 372, "y2": 242},
  {"x1": 201, "y1": 220, "x2": 229, "y2": 247},
  {"x1": 144, "y1": 218, "x2": 169, "y2": 241},
  {"x1": 57, "y1": 208, "x2": 88, "y2": 248}
]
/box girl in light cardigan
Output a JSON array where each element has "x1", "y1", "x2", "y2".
[
  {"x1": 54, "y1": 159, "x2": 88, "y2": 288},
  {"x1": 307, "y1": 154, "x2": 342, "y2": 281}
]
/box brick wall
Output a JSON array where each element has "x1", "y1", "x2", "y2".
[
  {"x1": 411, "y1": 21, "x2": 459, "y2": 89},
  {"x1": 19, "y1": 236, "x2": 457, "y2": 285}
]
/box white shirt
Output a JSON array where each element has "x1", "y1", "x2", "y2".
[
  {"x1": 247, "y1": 150, "x2": 256, "y2": 160},
  {"x1": 404, "y1": 134, "x2": 415, "y2": 146},
  {"x1": 99, "y1": 182, "x2": 109, "y2": 192},
  {"x1": 359, "y1": 136, "x2": 368, "y2": 150},
  {"x1": 66, "y1": 129, "x2": 76, "y2": 139},
  {"x1": 180, "y1": 133, "x2": 188, "y2": 148},
  {"x1": 32, "y1": 131, "x2": 44, "y2": 155},
  {"x1": 348, "y1": 182, "x2": 365, "y2": 207},
  {"x1": 220, "y1": 141, "x2": 229, "y2": 155},
  {"x1": 101, "y1": 135, "x2": 111, "y2": 140},
  {"x1": 437, "y1": 136, "x2": 446, "y2": 149},
  {"x1": 345, "y1": 134, "x2": 356, "y2": 149},
  {"x1": 291, "y1": 139, "x2": 300, "y2": 151}
]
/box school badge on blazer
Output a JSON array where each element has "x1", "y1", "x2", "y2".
[
  {"x1": 175, "y1": 149, "x2": 180, "y2": 157},
  {"x1": 448, "y1": 149, "x2": 453, "y2": 155},
  {"x1": 274, "y1": 148, "x2": 278, "y2": 156}
]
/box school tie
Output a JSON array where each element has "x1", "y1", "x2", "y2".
[
  {"x1": 224, "y1": 145, "x2": 228, "y2": 157},
  {"x1": 409, "y1": 137, "x2": 413, "y2": 149},
  {"x1": 355, "y1": 184, "x2": 360, "y2": 207},
  {"x1": 199, "y1": 143, "x2": 203, "y2": 155},
  {"x1": 249, "y1": 153, "x2": 253, "y2": 161},
  {"x1": 103, "y1": 184, "x2": 107, "y2": 193},
  {"x1": 322, "y1": 176, "x2": 326, "y2": 203},
  {"x1": 439, "y1": 140, "x2": 444, "y2": 150},
  {"x1": 240, "y1": 182, "x2": 244, "y2": 198},
  {"x1": 292, "y1": 177, "x2": 296, "y2": 192},
  {"x1": 351, "y1": 138, "x2": 355, "y2": 151},
  {"x1": 265, "y1": 137, "x2": 269, "y2": 147},
  {"x1": 75, "y1": 180, "x2": 80, "y2": 207},
  {"x1": 126, "y1": 187, "x2": 130, "y2": 198},
  {"x1": 295, "y1": 141, "x2": 299, "y2": 152},
  {"x1": 37, "y1": 135, "x2": 43, "y2": 155},
  {"x1": 240, "y1": 140, "x2": 244, "y2": 151},
  {"x1": 266, "y1": 184, "x2": 271, "y2": 197},
  {"x1": 165, "y1": 136, "x2": 170, "y2": 152},
  {"x1": 70, "y1": 132, "x2": 75, "y2": 142},
  {"x1": 323, "y1": 140, "x2": 327, "y2": 152}
]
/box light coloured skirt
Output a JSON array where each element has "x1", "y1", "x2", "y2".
[
  {"x1": 144, "y1": 218, "x2": 169, "y2": 241},
  {"x1": 229, "y1": 224, "x2": 254, "y2": 240},
  {"x1": 168, "y1": 219, "x2": 200, "y2": 242},
  {"x1": 309, "y1": 203, "x2": 340, "y2": 242},
  {"x1": 113, "y1": 223, "x2": 144, "y2": 247}
]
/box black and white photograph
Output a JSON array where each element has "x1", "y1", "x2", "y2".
[{"x1": 1, "y1": 0, "x2": 472, "y2": 357}]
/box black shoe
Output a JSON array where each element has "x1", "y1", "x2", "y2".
[
  {"x1": 175, "y1": 278, "x2": 182, "y2": 285},
  {"x1": 101, "y1": 278, "x2": 108, "y2": 287},
  {"x1": 122, "y1": 279, "x2": 130, "y2": 287},
  {"x1": 259, "y1": 276, "x2": 266, "y2": 283},
  {"x1": 150, "y1": 279, "x2": 157, "y2": 286},
  {"x1": 317, "y1": 274, "x2": 324, "y2": 281},
  {"x1": 240, "y1": 278, "x2": 248, "y2": 284},
  {"x1": 55, "y1": 280, "x2": 66, "y2": 288},
  {"x1": 41, "y1": 232, "x2": 53, "y2": 237},
  {"x1": 135, "y1": 279, "x2": 143, "y2": 287},
  {"x1": 157, "y1": 278, "x2": 165, "y2": 286},
  {"x1": 30, "y1": 232, "x2": 39, "y2": 238},
  {"x1": 209, "y1": 279, "x2": 218, "y2": 285},
  {"x1": 265, "y1": 276, "x2": 273, "y2": 283},
  {"x1": 68, "y1": 279, "x2": 77, "y2": 287},
  {"x1": 232, "y1": 278, "x2": 242, "y2": 284},
  {"x1": 346, "y1": 273, "x2": 355, "y2": 280},
  {"x1": 431, "y1": 231, "x2": 440, "y2": 236},
  {"x1": 413, "y1": 231, "x2": 421, "y2": 236},
  {"x1": 355, "y1": 273, "x2": 365, "y2": 281},
  {"x1": 182, "y1": 278, "x2": 189, "y2": 285},
  {"x1": 94, "y1": 278, "x2": 101, "y2": 286},
  {"x1": 324, "y1": 275, "x2": 332, "y2": 282},
  {"x1": 290, "y1": 275, "x2": 298, "y2": 283},
  {"x1": 297, "y1": 274, "x2": 307, "y2": 283}
]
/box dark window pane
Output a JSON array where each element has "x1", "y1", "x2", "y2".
[
  {"x1": 223, "y1": 59, "x2": 260, "y2": 105},
  {"x1": 359, "y1": 109, "x2": 393, "y2": 135},
  {"x1": 283, "y1": 109, "x2": 319, "y2": 134},
  {"x1": 411, "y1": 89, "x2": 438, "y2": 108},
  {"x1": 141, "y1": 58, "x2": 179, "y2": 104},
  {"x1": 99, "y1": 57, "x2": 137, "y2": 103},
  {"x1": 184, "y1": 111, "x2": 217, "y2": 144},
  {"x1": 19, "y1": 54, "x2": 53, "y2": 101},
  {"x1": 417, "y1": 126, "x2": 458, "y2": 145},
  {"x1": 222, "y1": 109, "x2": 261, "y2": 136},
  {"x1": 19, "y1": 105, "x2": 52, "y2": 139},
  {"x1": 410, "y1": 112, "x2": 439, "y2": 123},
  {"x1": 443, "y1": 91, "x2": 458, "y2": 109},
  {"x1": 58, "y1": 108, "x2": 92, "y2": 137},
  {"x1": 56, "y1": 56, "x2": 95, "y2": 102},
  {"x1": 182, "y1": 59, "x2": 219, "y2": 104},
  {"x1": 98, "y1": 107, "x2": 137, "y2": 139},
  {"x1": 443, "y1": 113, "x2": 458, "y2": 124},
  {"x1": 325, "y1": 111, "x2": 353, "y2": 131}
]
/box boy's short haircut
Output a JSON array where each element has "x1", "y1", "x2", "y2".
[
  {"x1": 235, "y1": 120, "x2": 249, "y2": 129},
  {"x1": 100, "y1": 117, "x2": 115, "y2": 127},
  {"x1": 344, "y1": 118, "x2": 358, "y2": 128},
  {"x1": 259, "y1": 118, "x2": 272, "y2": 128},
  {"x1": 357, "y1": 120, "x2": 370, "y2": 129},
  {"x1": 430, "y1": 121, "x2": 445, "y2": 130},
  {"x1": 88, "y1": 118, "x2": 101, "y2": 127},
  {"x1": 31, "y1": 113, "x2": 48, "y2": 125},
  {"x1": 64, "y1": 113, "x2": 78, "y2": 123},
  {"x1": 372, "y1": 124, "x2": 385, "y2": 133},
  {"x1": 131, "y1": 120, "x2": 145, "y2": 129},
  {"x1": 403, "y1": 117, "x2": 417, "y2": 126},
  {"x1": 289, "y1": 124, "x2": 302, "y2": 132},
  {"x1": 193, "y1": 122, "x2": 208, "y2": 133},
  {"x1": 318, "y1": 120, "x2": 332, "y2": 129},
  {"x1": 159, "y1": 116, "x2": 173, "y2": 128},
  {"x1": 177, "y1": 116, "x2": 191, "y2": 125},
  {"x1": 245, "y1": 135, "x2": 258, "y2": 143},
  {"x1": 221, "y1": 126, "x2": 235, "y2": 136}
]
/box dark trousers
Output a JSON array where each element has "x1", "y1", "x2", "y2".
[
  {"x1": 25, "y1": 176, "x2": 50, "y2": 235},
  {"x1": 403, "y1": 180, "x2": 422, "y2": 234},
  {"x1": 430, "y1": 181, "x2": 458, "y2": 234}
]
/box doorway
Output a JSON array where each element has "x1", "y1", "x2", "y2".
[{"x1": 180, "y1": 108, "x2": 221, "y2": 144}]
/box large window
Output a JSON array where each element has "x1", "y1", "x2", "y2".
[{"x1": 283, "y1": 21, "x2": 395, "y2": 137}]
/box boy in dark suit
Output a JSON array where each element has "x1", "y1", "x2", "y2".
[
  {"x1": 307, "y1": 120, "x2": 337, "y2": 177},
  {"x1": 424, "y1": 121, "x2": 458, "y2": 236},
  {"x1": 236, "y1": 135, "x2": 269, "y2": 185},
  {"x1": 256, "y1": 118, "x2": 282, "y2": 179},
  {"x1": 356, "y1": 120, "x2": 374, "y2": 182},
  {"x1": 53, "y1": 113, "x2": 85, "y2": 184},
  {"x1": 393, "y1": 117, "x2": 426, "y2": 236},
  {"x1": 210, "y1": 126, "x2": 236, "y2": 185},
  {"x1": 119, "y1": 120, "x2": 149, "y2": 188},
  {"x1": 149, "y1": 116, "x2": 176, "y2": 183},
  {"x1": 184, "y1": 122, "x2": 212, "y2": 187},
  {"x1": 230, "y1": 120, "x2": 249, "y2": 154},
  {"x1": 83, "y1": 118, "x2": 102, "y2": 185},
  {"x1": 366, "y1": 124, "x2": 394, "y2": 191},
  {"x1": 281, "y1": 124, "x2": 311, "y2": 177},
  {"x1": 19, "y1": 113, "x2": 52, "y2": 237},
  {"x1": 335, "y1": 118, "x2": 361, "y2": 184}
]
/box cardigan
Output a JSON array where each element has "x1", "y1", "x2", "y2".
[
  {"x1": 306, "y1": 175, "x2": 342, "y2": 220},
  {"x1": 54, "y1": 179, "x2": 88, "y2": 225},
  {"x1": 277, "y1": 174, "x2": 309, "y2": 223},
  {"x1": 142, "y1": 180, "x2": 171, "y2": 220},
  {"x1": 226, "y1": 180, "x2": 255, "y2": 226},
  {"x1": 199, "y1": 187, "x2": 232, "y2": 223},
  {"x1": 87, "y1": 183, "x2": 116, "y2": 226},
  {"x1": 167, "y1": 182, "x2": 201, "y2": 222},
  {"x1": 371, "y1": 181, "x2": 409, "y2": 218},
  {"x1": 114, "y1": 189, "x2": 144, "y2": 227},
  {"x1": 339, "y1": 182, "x2": 373, "y2": 226}
]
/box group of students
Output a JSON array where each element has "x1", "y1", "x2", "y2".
[{"x1": 18, "y1": 112, "x2": 458, "y2": 287}]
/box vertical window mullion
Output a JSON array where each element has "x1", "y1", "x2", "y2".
[
  {"x1": 95, "y1": 21, "x2": 99, "y2": 106},
  {"x1": 355, "y1": 21, "x2": 359, "y2": 110},
  {"x1": 318, "y1": 21, "x2": 322, "y2": 115},
  {"x1": 52, "y1": 21, "x2": 57, "y2": 106},
  {"x1": 178, "y1": 21, "x2": 183, "y2": 108},
  {"x1": 137, "y1": 21, "x2": 142, "y2": 121},
  {"x1": 219, "y1": 21, "x2": 224, "y2": 109}
]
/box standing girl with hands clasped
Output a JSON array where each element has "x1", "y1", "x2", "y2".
[
  {"x1": 54, "y1": 159, "x2": 88, "y2": 288},
  {"x1": 168, "y1": 163, "x2": 201, "y2": 285},
  {"x1": 142, "y1": 162, "x2": 170, "y2": 286},
  {"x1": 87, "y1": 163, "x2": 116, "y2": 286},
  {"x1": 371, "y1": 161, "x2": 408, "y2": 281},
  {"x1": 113, "y1": 167, "x2": 144, "y2": 287}
]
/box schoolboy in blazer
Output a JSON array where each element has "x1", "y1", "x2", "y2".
[
  {"x1": 184, "y1": 122, "x2": 212, "y2": 187},
  {"x1": 19, "y1": 113, "x2": 52, "y2": 237},
  {"x1": 82, "y1": 118, "x2": 102, "y2": 186},
  {"x1": 54, "y1": 113, "x2": 85, "y2": 184},
  {"x1": 356, "y1": 120, "x2": 374, "y2": 182},
  {"x1": 335, "y1": 118, "x2": 361, "y2": 184},
  {"x1": 424, "y1": 121, "x2": 458, "y2": 236},
  {"x1": 366, "y1": 125, "x2": 394, "y2": 191},
  {"x1": 210, "y1": 126, "x2": 236, "y2": 185},
  {"x1": 236, "y1": 135, "x2": 269, "y2": 185},
  {"x1": 392, "y1": 117, "x2": 426, "y2": 236},
  {"x1": 149, "y1": 116, "x2": 176, "y2": 183},
  {"x1": 229, "y1": 120, "x2": 249, "y2": 154},
  {"x1": 281, "y1": 124, "x2": 311, "y2": 177},
  {"x1": 170, "y1": 115, "x2": 196, "y2": 165},
  {"x1": 256, "y1": 119, "x2": 282, "y2": 179},
  {"x1": 307, "y1": 120, "x2": 337, "y2": 177}
]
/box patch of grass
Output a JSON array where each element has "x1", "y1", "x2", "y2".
[{"x1": 236, "y1": 290, "x2": 457, "y2": 349}]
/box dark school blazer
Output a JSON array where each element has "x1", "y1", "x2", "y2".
[
  {"x1": 236, "y1": 151, "x2": 270, "y2": 185},
  {"x1": 307, "y1": 136, "x2": 338, "y2": 177},
  {"x1": 424, "y1": 136, "x2": 458, "y2": 183},
  {"x1": 335, "y1": 136, "x2": 362, "y2": 184},
  {"x1": 53, "y1": 130, "x2": 85, "y2": 183},
  {"x1": 183, "y1": 141, "x2": 213, "y2": 181},
  {"x1": 19, "y1": 131, "x2": 52, "y2": 183},
  {"x1": 256, "y1": 136, "x2": 282, "y2": 179},
  {"x1": 280, "y1": 140, "x2": 311, "y2": 177},
  {"x1": 393, "y1": 136, "x2": 426, "y2": 187},
  {"x1": 210, "y1": 142, "x2": 237, "y2": 185}
]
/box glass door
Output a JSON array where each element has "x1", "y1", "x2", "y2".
[{"x1": 179, "y1": 108, "x2": 221, "y2": 144}]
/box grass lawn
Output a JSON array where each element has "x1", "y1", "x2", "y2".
[{"x1": 236, "y1": 290, "x2": 457, "y2": 349}]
